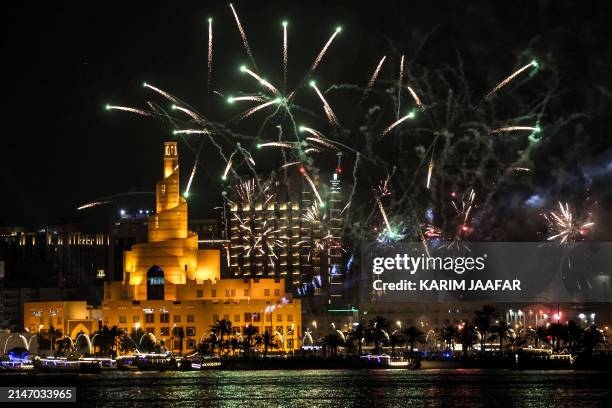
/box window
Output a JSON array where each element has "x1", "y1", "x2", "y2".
[
  {"x1": 119, "y1": 316, "x2": 127, "y2": 324},
  {"x1": 196, "y1": 290, "x2": 203, "y2": 298},
  {"x1": 133, "y1": 316, "x2": 140, "y2": 323},
  {"x1": 287, "y1": 339, "x2": 294, "y2": 349},
  {"x1": 253, "y1": 313, "x2": 261, "y2": 323},
  {"x1": 213, "y1": 314, "x2": 219, "y2": 322},
  {"x1": 274, "y1": 289, "x2": 280, "y2": 297},
  {"x1": 146, "y1": 327, "x2": 154, "y2": 334},
  {"x1": 234, "y1": 314, "x2": 240, "y2": 323},
  {"x1": 276, "y1": 326, "x2": 283, "y2": 335},
  {"x1": 264, "y1": 289, "x2": 270, "y2": 296},
  {"x1": 266, "y1": 314, "x2": 272, "y2": 322},
  {"x1": 186, "y1": 327, "x2": 196, "y2": 337},
  {"x1": 173, "y1": 315, "x2": 181, "y2": 323},
  {"x1": 230, "y1": 289, "x2": 236, "y2": 297},
  {"x1": 223, "y1": 314, "x2": 229, "y2": 321},
  {"x1": 160, "y1": 327, "x2": 170, "y2": 336},
  {"x1": 276, "y1": 314, "x2": 282, "y2": 322},
  {"x1": 57, "y1": 317, "x2": 62, "y2": 325},
  {"x1": 160, "y1": 313, "x2": 170, "y2": 324},
  {"x1": 244, "y1": 313, "x2": 252, "y2": 323},
  {"x1": 211, "y1": 289, "x2": 217, "y2": 298},
  {"x1": 287, "y1": 314, "x2": 293, "y2": 322},
  {"x1": 145, "y1": 314, "x2": 155, "y2": 324},
  {"x1": 187, "y1": 314, "x2": 195, "y2": 323},
  {"x1": 244, "y1": 288, "x2": 250, "y2": 297},
  {"x1": 225, "y1": 289, "x2": 230, "y2": 297},
  {"x1": 187, "y1": 339, "x2": 196, "y2": 349},
  {"x1": 287, "y1": 326, "x2": 294, "y2": 335}
]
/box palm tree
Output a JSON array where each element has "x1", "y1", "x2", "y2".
[
  {"x1": 474, "y1": 305, "x2": 496, "y2": 354},
  {"x1": 491, "y1": 321, "x2": 511, "y2": 354},
  {"x1": 261, "y1": 331, "x2": 277, "y2": 358},
  {"x1": 349, "y1": 323, "x2": 366, "y2": 356},
  {"x1": 547, "y1": 323, "x2": 567, "y2": 352},
  {"x1": 388, "y1": 332, "x2": 404, "y2": 356},
  {"x1": 456, "y1": 324, "x2": 479, "y2": 357},
  {"x1": 566, "y1": 321, "x2": 582, "y2": 354},
  {"x1": 580, "y1": 325, "x2": 606, "y2": 357},
  {"x1": 172, "y1": 326, "x2": 185, "y2": 356},
  {"x1": 210, "y1": 319, "x2": 233, "y2": 355},
  {"x1": 367, "y1": 316, "x2": 390, "y2": 353},
  {"x1": 55, "y1": 337, "x2": 73, "y2": 356},
  {"x1": 437, "y1": 325, "x2": 458, "y2": 352},
  {"x1": 402, "y1": 326, "x2": 426, "y2": 356},
  {"x1": 535, "y1": 326, "x2": 548, "y2": 348},
  {"x1": 242, "y1": 324, "x2": 258, "y2": 360},
  {"x1": 322, "y1": 333, "x2": 343, "y2": 358},
  {"x1": 46, "y1": 325, "x2": 62, "y2": 352}
]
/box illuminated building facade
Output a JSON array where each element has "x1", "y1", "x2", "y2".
[
  {"x1": 25, "y1": 142, "x2": 301, "y2": 353},
  {"x1": 225, "y1": 164, "x2": 346, "y2": 303}
]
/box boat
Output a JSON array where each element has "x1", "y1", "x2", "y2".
[
  {"x1": 133, "y1": 353, "x2": 177, "y2": 371},
  {"x1": 33, "y1": 357, "x2": 101, "y2": 373},
  {"x1": 516, "y1": 348, "x2": 573, "y2": 369}
]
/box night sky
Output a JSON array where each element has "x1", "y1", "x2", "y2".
[{"x1": 2, "y1": 1, "x2": 611, "y2": 236}]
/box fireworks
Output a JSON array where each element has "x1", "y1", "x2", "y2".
[
  {"x1": 237, "y1": 98, "x2": 281, "y2": 121},
  {"x1": 229, "y1": 3, "x2": 257, "y2": 70},
  {"x1": 104, "y1": 105, "x2": 151, "y2": 117},
  {"x1": 282, "y1": 20, "x2": 288, "y2": 90},
  {"x1": 491, "y1": 125, "x2": 541, "y2": 134},
  {"x1": 308, "y1": 26, "x2": 342, "y2": 74},
  {"x1": 484, "y1": 60, "x2": 539, "y2": 100},
  {"x1": 381, "y1": 110, "x2": 416, "y2": 135},
  {"x1": 184, "y1": 163, "x2": 197, "y2": 197},
  {"x1": 310, "y1": 81, "x2": 340, "y2": 127},
  {"x1": 299, "y1": 166, "x2": 324, "y2": 207},
  {"x1": 426, "y1": 158, "x2": 434, "y2": 190},
  {"x1": 77, "y1": 200, "x2": 112, "y2": 211},
  {"x1": 406, "y1": 86, "x2": 423, "y2": 110},
  {"x1": 227, "y1": 95, "x2": 266, "y2": 103},
  {"x1": 207, "y1": 17, "x2": 213, "y2": 91},
  {"x1": 240, "y1": 65, "x2": 280, "y2": 96},
  {"x1": 364, "y1": 56, "x2": 386, "y2": 98},
  {"x1": 544, "y1": 202, "x2": 595, "y2": 244},
  {"x1": 173, "y1": 129, "x2": 209, "y2": 135},
  {"x1": 222, "y1": 150, "x2": 237, "y2": 180}
]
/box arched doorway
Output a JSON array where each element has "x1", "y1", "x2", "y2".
[{"x1": 147, "y1": 265, "x2": 165, "y2": 300}]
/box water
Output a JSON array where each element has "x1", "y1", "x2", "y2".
[{"x1": 3, "y1": 369, "x2": 611, "y2": 407}]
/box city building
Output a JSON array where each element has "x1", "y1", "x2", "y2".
[
  {"x1": 24, "y1": 142, "x2": 302, "y2": 353},
  {"x1": 224, "y1": 160, "x2": 347, "y2": 304}
]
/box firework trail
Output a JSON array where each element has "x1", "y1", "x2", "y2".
[
  {"x1": 105, "y1": 105, "x2": 151, "y2": 117},
  {"x1": 364, "y1": 56, "x2": 386, "y2": 98},
  {"x1": 426, "y1": 158, "x2": 434, "y2": 189},
  {"x1": 491, "y1": 125, "x2": 540, "y2": 133},
  {"x1": 240, "y1": 66, "x2": 280, "y2": 96},
  {"x1": 376, "y1": 196, "x2": 392, "y2": 233},
  {"x1": 227, "y1": 95, "x2": 266, "y2": 103},
  {"x1": 207, "y1": 18, "x2": 213, "y2": 92},
  {"x1": 185, "y1": 163, "x2": 198, "y2": 197},
  {"x1": 171, "y1": 105, "x2": 206, "y2": 125},
  {"x1": 173, "y1": 129, "x2": 210, "y2": 135},
  {"x1": 237, "y1": 98, "x2": 281, "y2": 121},
  {"x1": 77, "y1": 200, "x2": 112, "y2": 210},
  {"x1": 308, "y1": 26, "x2": 342, "y2": 75},
  {"x1": 77, "y1": 192, "x2": 154, "y2": 211},
  {"x1": 229, "y1": 3, "x2": 257, "y2": 71},
  {"x1": 299, "y1": 166, "x2": 324, "y2": 206},
  {"x1": 185, "y1": 142, "x2": 205, "y2": 197},
  {"x1": 310, "y1": 81, "x2": 340, "y2": 127},
  {"x1": 257, "y1": 141, "x2": 295, "y2": 149},
  {"x1": 143, "y1": 82, "x2": 184, "y2": 106},
  {"x1": 299, "y1": 125, "x2": 325, "y2": 139},
  {"x1": 484, "y1": 60, "x2": 538, "y2": 100},
  {"x1": 381, "y1": 110, "x2": 415, "y2": 135},
  {"x1": 222, "y1": 150, "x2": 238, "y2": 180},
  {"x1": 397, "y1": 55, "x2": 405, "y2": 119},
  {"x1": 281, "y1": 161, "x2": 301, "y2": 168},
  {"x1": 407, "y1": 86, "x2": 424, "y2": 110},
  {"x1": 306, "y1": 137, "x2": 337, "y2": 150},
  {"x1": 282, "y1": 21, "x2": 288, "y2": 91},
  {"x1": 510, "y1": 166, "x2": 531, "y2": 172},
  {"x1": 544, "y1": 202, "x2": 594, "y2": 244}
]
